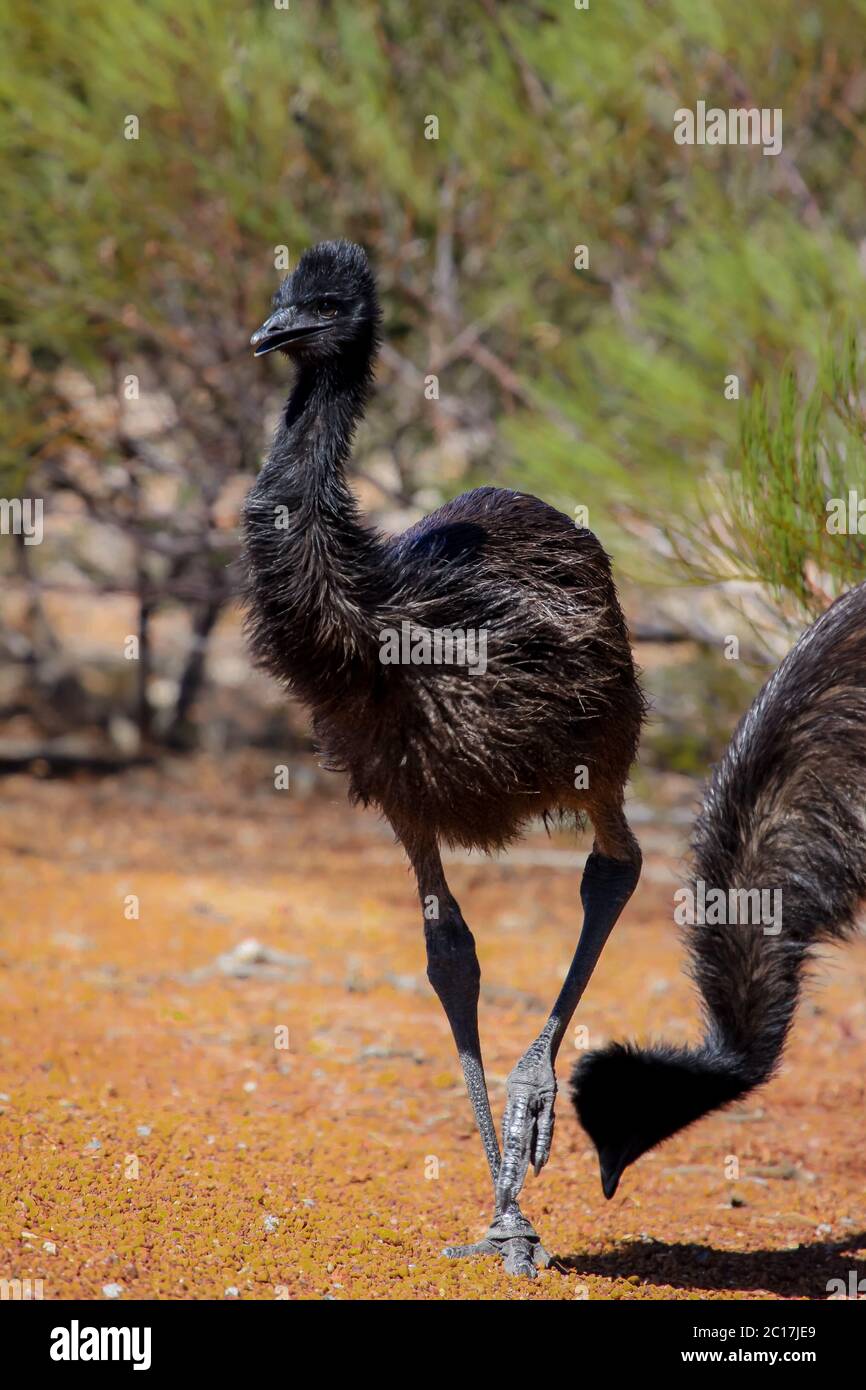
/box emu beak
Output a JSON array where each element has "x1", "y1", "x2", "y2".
[
  {"x1": 250, "y1": 308, "x2": 327, "y2": 356},
  {"x1": 598, "y1": 1143, "x2": 632, "y2": 1200}
]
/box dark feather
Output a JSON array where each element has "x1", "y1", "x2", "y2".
[
  {"x1": 243, "y1": 243, "x2": 645, "y2": 858},
  {"x1": 572, "y1": 581, "x2": 866, "y2": 1196}
]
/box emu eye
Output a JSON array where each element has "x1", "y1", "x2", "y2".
[{"x1": 317, "y1": 301, "x2": 340, "y2": 319}]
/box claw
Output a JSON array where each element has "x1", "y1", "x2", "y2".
[{"x1": 496, "y1": 1051, "x2": 558, "y2": 1209}]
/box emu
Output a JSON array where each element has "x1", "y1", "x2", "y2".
[
  {"x1": 572, "y1": 580, "x2": 866, "y2": 1199},
  {"x1": 243, "y1": 240, "x2": 644, "y2": 1277}
]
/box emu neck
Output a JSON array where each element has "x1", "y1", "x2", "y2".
[
  {"x1": 245, "y1": 349, "x2": 388, "y2": 683},
  {"x1": 270, "y1": 354, "x2": 369, "y2": 489}
]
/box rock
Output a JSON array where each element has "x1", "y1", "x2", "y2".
[{"x1": 215, "y1": 938, "x2": 308, "y2": 980}]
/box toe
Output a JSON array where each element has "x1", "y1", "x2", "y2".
[
  {"x1": 442, "y1": 1238, "x2": 497, "y2": 1259},
  {"x1": 532, "y1": 1241, "x2": 553, "y2": 1269},
  {"x1": 497, "y1": 1091, "x2": 534, "y2": 1208},
  {"x1": 531, "y1": 1098, "x2": 556, "y2": 1175},
  {"x1": 503, "y1": 1239, "x2": 538, "y2": 1278}
]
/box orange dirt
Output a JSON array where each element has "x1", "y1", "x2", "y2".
[{"x1": 2, "y1": 756, "x2": 865, "y2": 1300}]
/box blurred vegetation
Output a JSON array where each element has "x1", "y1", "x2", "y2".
[
  {"x1": 0, "y1": 0, "x2": 865, "y2": 751},
  {"x1": 668, "y1": 334, "x2": 866, "y2": 620}
]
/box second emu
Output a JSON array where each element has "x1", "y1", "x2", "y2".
[{"x1": 572, "y1": 581, "x2": 866, "y2": 1199}]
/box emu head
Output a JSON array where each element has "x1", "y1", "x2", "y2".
[{"x1": 250, "y1": 240, "x2": 379, "y2": 363}]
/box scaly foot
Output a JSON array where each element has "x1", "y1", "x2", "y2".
[
  {"x1": 442, "y1": 1206, "x2": 552, "y2": 1278},
  {"x1": 496, "y1": 1044, "x2": 557, "y2": 1212}
]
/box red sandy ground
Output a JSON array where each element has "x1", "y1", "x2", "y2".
[{"x1": 1, "y1": 756, "x2": 865, "y2": 1300}]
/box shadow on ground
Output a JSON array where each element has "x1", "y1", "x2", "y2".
[{"x1": 557, "y1": 1233, "x2": 866, "y2": 1299}]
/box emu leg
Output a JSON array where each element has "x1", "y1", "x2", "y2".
[
  {"x1": 409, "y1": 842, "x2": 550, "y2": 1277},
  {"x1": 423, "y1": 902, "x2": 500, "y2": 1181},
  {"x1": 496, "y1": 843, "x2": 642, "y2": 1213}
]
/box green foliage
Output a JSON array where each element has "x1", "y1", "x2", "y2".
[
  {"x1": 674, "y1": 334, "x2": 866, "y2": 617},
  {"x1": 2, "y1": 0, "x2": 866, "y2": 598}
]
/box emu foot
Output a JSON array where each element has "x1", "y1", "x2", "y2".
[
  {"x1": 496, "y1": 1046, "x2": 557, "y2": 1212},
  {"x1": 443, "y1": 1207, "x2": 551, "y2": 1278}
]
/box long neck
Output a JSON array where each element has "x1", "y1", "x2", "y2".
[{"x1": 243, "y1": 344, "x2": 390, "y2": 690}]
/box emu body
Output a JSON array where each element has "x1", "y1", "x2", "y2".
[
  {"x1": 244, "y1": 241, "x2": 644, "y2": 1275},
  {"x1": 572, "y1": 580, "x2": 866, "y2": 1198}
]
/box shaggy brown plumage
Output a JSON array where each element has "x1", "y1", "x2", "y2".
[
  {"x1": 572, "y1": 580, "x2": 866, "y2": 1198},
  {"x1": 242, "y1": 240, "x2": 645, "y2": 1276},
  {"x1": 242, "y1": 241, "x2": 644, "y2": 862}
]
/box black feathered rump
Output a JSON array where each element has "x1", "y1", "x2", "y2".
[{"x1": 572, "y1": 581, "x2": 866, "y2": 1196}]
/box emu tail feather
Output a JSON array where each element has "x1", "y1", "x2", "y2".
[{"x1": 572, "y1": 582, "x2": 866, "y2": 1198}]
